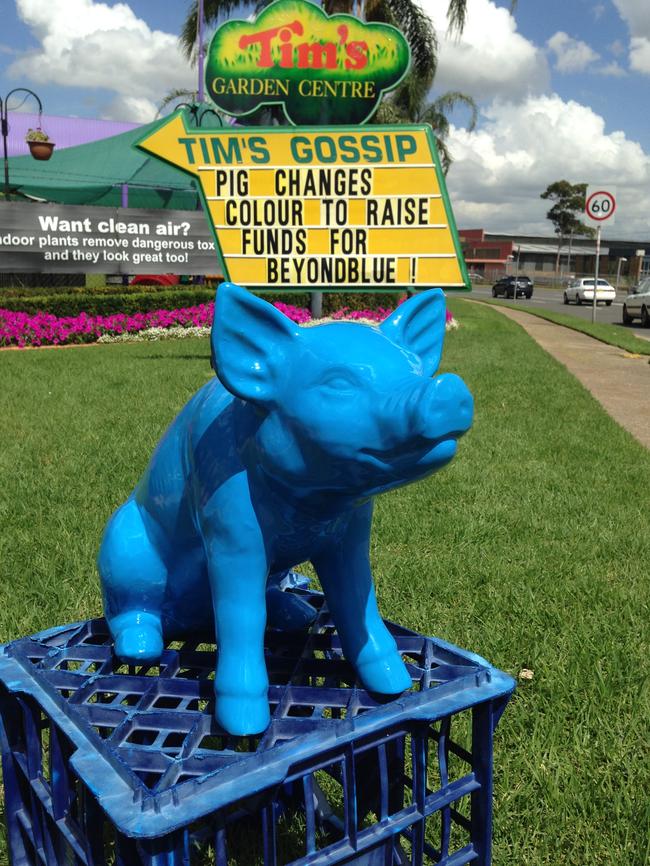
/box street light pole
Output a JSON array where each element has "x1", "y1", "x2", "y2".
[
  {"x1": 197, "y1": 0, "x2": 205, "y2": 103},
  {"x1": 0, "y1": 88, "x2": 45, "y2": 200},
  {"x1": 1, "y1": 101, "x2": 9, "y2": 199},
  {"x1": 615, "y1": 257, "x2": 628, "y2": 293},
  {"x1": 511, "y1": 246, "x2": 521, "y2": 302}
]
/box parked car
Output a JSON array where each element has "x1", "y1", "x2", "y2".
[
  {"x1": 491, "y1": 275, "x2": 534, "y2": 299},
  {"x1": 563, "y1": 278, "x2": 615, "y2": 306},
  {"x1": 622, "y1": 277, "x2": 650, "y2": 327}
]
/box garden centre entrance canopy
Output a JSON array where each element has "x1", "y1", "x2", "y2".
[{"x1": 4, "y1": 113, "x2": 200, "y2": 210}]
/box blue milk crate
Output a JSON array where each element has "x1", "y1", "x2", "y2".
[{"x1": 0, "y1": 588, "x2": 514, "y2": 866}]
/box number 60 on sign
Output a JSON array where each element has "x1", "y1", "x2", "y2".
[{"x1": 585, "y1": 185, "x2": 616, "y2": 226}]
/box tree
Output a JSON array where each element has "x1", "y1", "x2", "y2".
[
  {"x1": 180, "y1": 0, "x2": 454, "y2": 74},
  {"x1": 375, "y1": 85, "x2": 476, "y2": 172},
  {"x1": 447, "y1": 0, "x2": 517, "y2": 36},
  {"x1": 540, "y1": 180, "x2": 595, "y2": 273},
  {"x1": 180, "y1": 0, "x2": 440, "y2": 100},
  {"x1": 177, "y1": 0, "x2": 475, "y2": 168}
]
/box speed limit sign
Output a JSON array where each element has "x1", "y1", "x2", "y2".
[{"x1": 585, "y1": 185, "x2": 616, "y2": 226}]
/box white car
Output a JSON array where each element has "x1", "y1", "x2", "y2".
[
  {"x1": 622, "y1": 277, "x2": 650, "y2": 327},
  {"x1": 563, "y1": 278, "x2": 616, "y2": 306}
]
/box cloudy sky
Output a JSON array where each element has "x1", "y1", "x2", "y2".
[{"x1": 0, "y1": 0, "x2": 648, "y2": 237}]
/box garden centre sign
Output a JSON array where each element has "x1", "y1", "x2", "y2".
[
  {"x1": 137, "y1": 114, "x2": 469, "y2": 289},
  {"x1": 0, "y1": 202, "x2": 217, "y2": 275},
  {"x1": 205, "y1": 0, "x2": 410, "y2": 125}
]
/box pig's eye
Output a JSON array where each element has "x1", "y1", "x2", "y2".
[{"x1": 321, "y1": 374, "x2": 357, "y2": 391}]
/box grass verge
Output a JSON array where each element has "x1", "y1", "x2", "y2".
[
  {"x1": 0, "y1": 298, "x2": 648, "y2": 864},
  {"x1": 481, "y1": 298, "x2": 650, "y2": 355}
]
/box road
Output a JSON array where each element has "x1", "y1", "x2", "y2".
[{"x1": 462, "y1": 283, "x2": 649, "y2": 342}]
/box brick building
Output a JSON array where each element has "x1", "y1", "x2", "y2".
[{"x1": 459, "y1": 229, "x2": 648, "y2": 283}]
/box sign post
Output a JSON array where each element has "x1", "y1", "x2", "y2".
[{"x1": 584, "y1": 185, "x2": 616, "y2": 323}]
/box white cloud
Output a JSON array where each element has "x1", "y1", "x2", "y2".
[
  {"x1": 546, "y1": 32, "x2": 626, "y2": 77},
  {"x1": 422, "y1": 0, "x2": 550, "y2": 102},
  {"x1": 629, "y1": 37, "x2": 650, "y2": 73},
  {"x1": 8, "y1": 0, "x2": 195, "y2": 121},
  {"x1": 611, "y1": 0, "x2": 650, "y2": 74},
  {"x1": 547, "y1": 32, "x2": 600, "y2": 73},
  {"x1": 596, "y1": 61, "x2": 626, "y2": 77},
  {"x1": 445, "y1": 94, "x2": 650, "y2": 236},
  {"x1": 612, "y1": 0, "x2": 650, "y2": 39}
]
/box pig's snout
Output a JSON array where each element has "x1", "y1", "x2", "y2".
[{"x1": 411, "y1": 373, "x2": 473, "y2": 442}]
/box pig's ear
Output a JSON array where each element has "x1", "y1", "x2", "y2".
[
  {"x1": 212, "y1": 282, "x2": 300, "y2": 403},
  {"x1": 380, "y1": 289, "x2": 446, "y2": 375}
]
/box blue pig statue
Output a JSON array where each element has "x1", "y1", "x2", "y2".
[{"x1": 98, "y1": 283, "x2": 473, "y2": 735}]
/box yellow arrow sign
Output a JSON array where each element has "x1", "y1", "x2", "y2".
[{"x1": 137, "y1": 111, "x2": 469, "y2": 290}]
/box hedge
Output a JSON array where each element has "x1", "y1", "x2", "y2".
[
  {"x1": 1, "y1": 288, "x2": 406, "y2": 318},
  {"x1": 0, "y1": 289, "x2": 217, "y2": 318},
  {"x1": 0, "y1": 282, "x2": 208, "y2": 301}
]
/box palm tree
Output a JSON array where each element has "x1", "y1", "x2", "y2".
[
  {"x1": 180, "y1": 0, "x2": 467, "y2": 89},
  {"x1": 376, "y1": 87, "x2": 477, "y2": 173},
  {"x1": 446, "y1": 0, "x2": 517, "y2": 34},
  {"x1": 177, "y1": 0, "x2": 477, "y2": 165}
]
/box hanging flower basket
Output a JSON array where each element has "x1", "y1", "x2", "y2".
[
  {"x1": 25, "y1": 129, "x2": 55, "y2": 161},
  {"x1": 27, "y1": 140, "x2": 55, "y2": 160}
]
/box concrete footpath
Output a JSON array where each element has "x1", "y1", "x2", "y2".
[{"x1": 488, "y1": 305, "x2": 650, "y2": 450}]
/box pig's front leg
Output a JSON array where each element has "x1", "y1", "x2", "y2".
[
  {"x1": 312, "y1": 502, "x2": 411, "y2": 695},
  {"x1": 200, "y1": 476, "x2": 270, "y2": 736}
]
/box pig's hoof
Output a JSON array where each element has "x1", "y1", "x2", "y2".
[
  {"x1": 114, "y1": 623, "x2": 163, "y2": 663},
  {"x1": 357, "y1": 653, "x2": 412, "y2": 695},
  {"x1": 216, "y1": 694, "x2": 270, "y2": 736}
]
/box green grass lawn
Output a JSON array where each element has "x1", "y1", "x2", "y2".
[
  {"x1": 1, "y1": 298, "x2": 649, "y2": 864},
  {"x1": 483, "y1": 299, "x2": 650, "y2": 356}
]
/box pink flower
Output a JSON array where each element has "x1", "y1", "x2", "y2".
[{"x1": 0, "y1": 297, "x2": 458, "y2": 348}]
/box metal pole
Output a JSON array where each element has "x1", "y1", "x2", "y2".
[
  {"x1": 1, "y1": 98, "x2": 10, "y2": 200},
  {"x1": 615, "y1": 257, "x2": 626, "y2": 293},
  {"x1": 197, "y1": 0, "x2": 205, "y2": 103},
  {"x1": 310, "y1": 291, "x2": 323, "y2": 319},
  {"x1": 121, "y1": 184, "x2": 129, "y2": 286},
  {"x1": 592, "y1": 225, "x2": 601, "y2": 323},
  {"x1": 1, "y1": 89, "x2": 45, "y2": 201},
  {"x1": 512, "y1": 246, "x2": 520, "y2": 302}
]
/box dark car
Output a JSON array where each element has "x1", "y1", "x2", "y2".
[{"x1": 492, "y1": 275, "x2": 534, "y2": 299}]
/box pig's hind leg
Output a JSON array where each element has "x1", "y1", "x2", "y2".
[
  {"x1": 266, "y1": 570, "x2": 318, "y2": 631},
  {"x1": 98, "y1": 498, "x2": 166, "y2": 662},
  {"x1": 312, "y1": 503, "x2": 411, "y2": 695}
]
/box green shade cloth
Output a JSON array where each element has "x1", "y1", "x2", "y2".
[{"x1": 4, "y1": 114, "x2": 201, "y2": 209}]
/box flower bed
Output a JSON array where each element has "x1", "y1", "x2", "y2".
[{"x1": 0, "y1": 301, "x2": 457, "y2": 349}]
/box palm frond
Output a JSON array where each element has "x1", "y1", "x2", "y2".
[
  {"x1": 381, "y1": 0, "x2": 437, "y2": 85},
  {"x1": 179, "y1": 3, "x2": 199, "y2": 61},
  {"x1": 418, "y1": 108, "x2": 449, "y2": 138},
  {"x1": 435, "y1": 137, "x2": 452, "y2": 174},
  {"x1": 446, "y1": 0, "x2": 467, "y2": 37},
  {"x1": 179, "y1": 0, "x2": 249, "y2": 61},
  {"x1": 374, "y1": 99, "x2": 408, "y2": 124},
  {"x1": 157, "y1": 88, "x2": 198, "y2": 115},
  {"x1": 429, "y1": 91, "x2": 477, "y2": 131}
]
